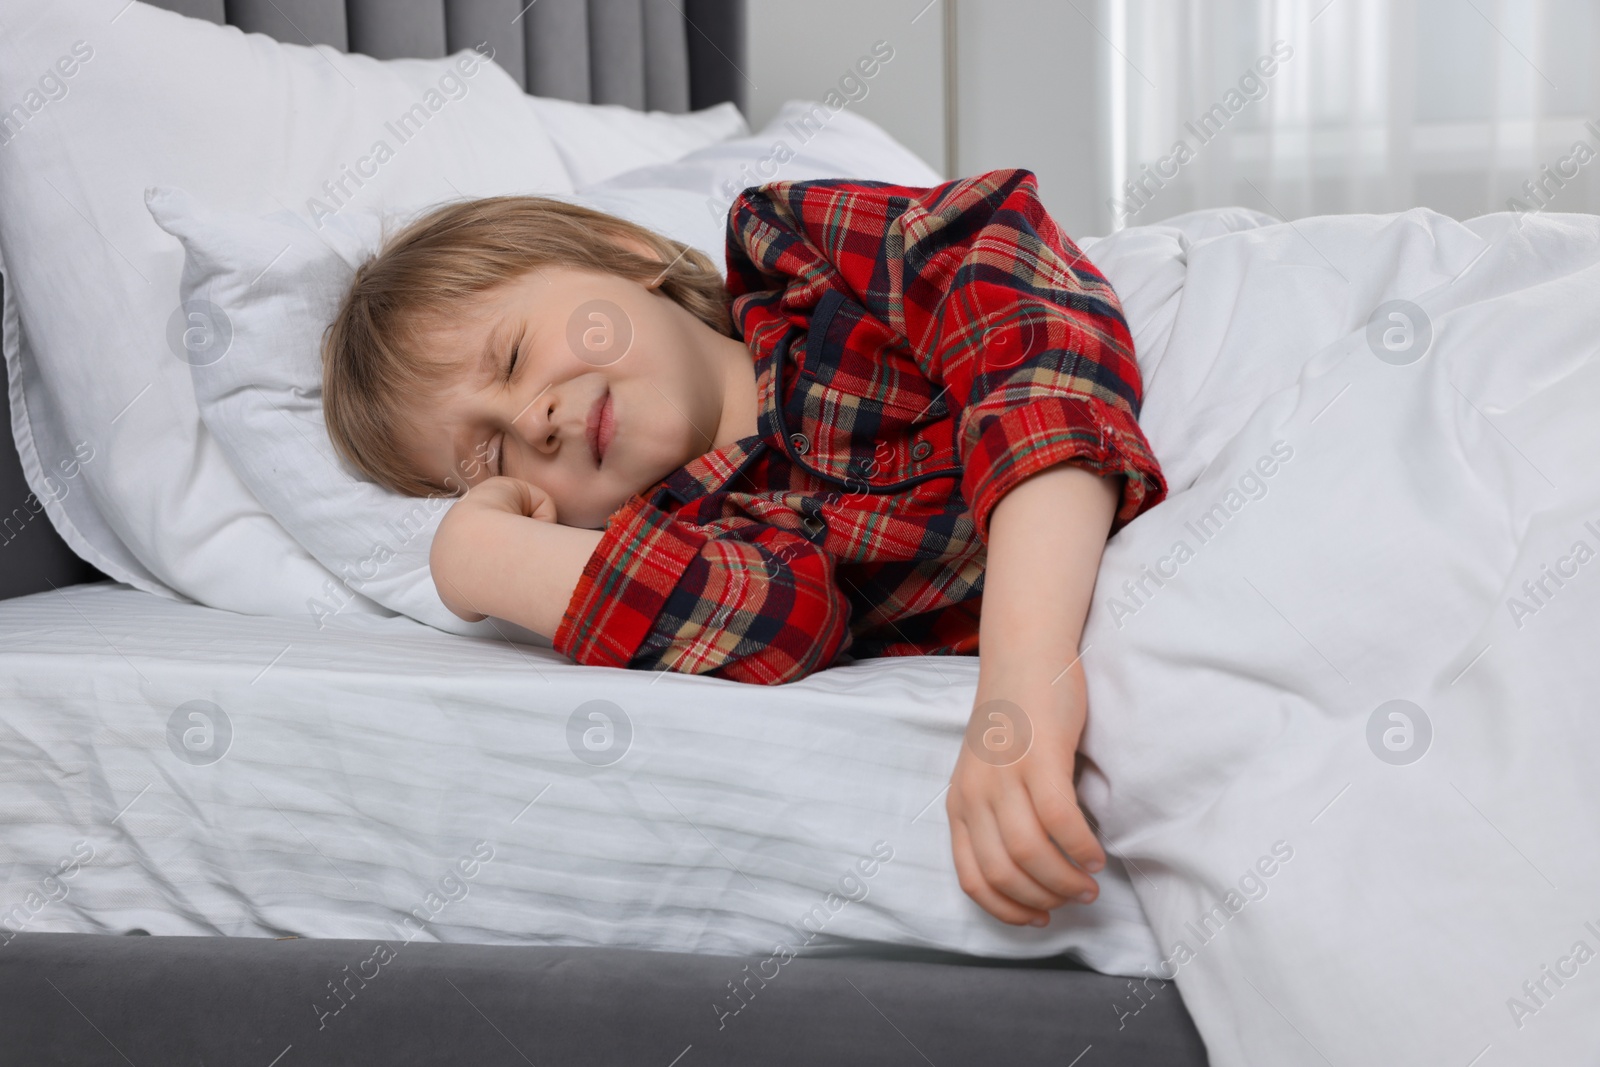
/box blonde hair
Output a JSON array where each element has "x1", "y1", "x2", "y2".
[{"x1": 320, "y1": 195, "x2": 733, "y2": 498}]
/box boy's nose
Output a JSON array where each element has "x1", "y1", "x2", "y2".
[{"x1": 520, "y1": 394, "x2": 565, "y2": 456}]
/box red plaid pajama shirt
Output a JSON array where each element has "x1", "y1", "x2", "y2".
[{"x1": 552, "y1": 167, "x2": 1167, "y2": 684}]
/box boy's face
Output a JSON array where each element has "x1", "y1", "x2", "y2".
[{"x1": 403, "y1": 263, "x2": 732, "y2": 529}]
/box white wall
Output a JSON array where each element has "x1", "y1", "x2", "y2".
[
  {"x1": 745, "y1": 0, "x2": 949, "y2": 178},
  {"x1": 746, "y1": 1, "x2": 1600, "y2": 237},
  {"x1": 745, "y1": 0, "x2": 1112, "y2": 237},
  {"x1": 951, "y1": 1, "x2": 1108, "y2": 236}
]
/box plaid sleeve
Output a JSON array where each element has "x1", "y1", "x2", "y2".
[
  {"x1": 551, "y1": 495, "x2": 851, "y2": 685},
  {"x1": 724, "y1": 167, "x2": 1167, "y2": 540}
]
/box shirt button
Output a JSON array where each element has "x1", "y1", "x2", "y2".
[
  {"x1": 912, "y1": 440, "x2": 933, "y2": 461},
  {"x1": 789, "y1": 432, "x2": 810, "y2": 455}
]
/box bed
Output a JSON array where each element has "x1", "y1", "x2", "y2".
[
  {"x1": 9, "y1": 2, "x2": 1600, "y2": 1064},
  {"x1": 0, "y1": 582, "x2": 1206, "y2": 1064},
  {"x1": 0, "y1": 0, "x2": 1212, "y2": 1063}
]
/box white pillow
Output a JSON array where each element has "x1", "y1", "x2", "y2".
[
  {"x1": 0, "y1": 0, "x2": 573, "y2": 620},
  {"x1": 145, "y1": 185, "x2": 729, "y2": 641},
  {"x1": 526, "y1": 96, "x2": 750, "y2": 188},
  {"x1": 134, "y1": 91, "x2": 934, "y2": 639},
  {"x1": 137, "y1": 92, "x2": 941, "y2": 638},
  {"x1": 592, "y1": 99, "x2": 944, "y2": 212}
]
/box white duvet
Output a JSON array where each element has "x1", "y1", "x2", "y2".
[{"x1": 1077, "y1": 205, "x2": 1600, "y2": 1066}]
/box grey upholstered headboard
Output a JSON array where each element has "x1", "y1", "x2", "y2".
[
  {"x1": 0, "y1": 0, "x2": 747, "y2": 601},
  {"x1": 153, "y1": 0, "x2": 746, "y2": 112}
]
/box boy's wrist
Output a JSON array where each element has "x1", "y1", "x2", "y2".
[
  {"x1": 974, "y1": 645, "x2": 1089, "y2": 734},
  {"x1": 975, "y1": 462, "x2": 1118, "y2": 745},
  {"x1": 977, "y1": 642, "x2": 1088, "y2": 693}
]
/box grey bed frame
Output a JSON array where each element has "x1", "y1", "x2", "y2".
[{"x1": 0, "y1": 1, "x2": 1210, "y2": 1062}]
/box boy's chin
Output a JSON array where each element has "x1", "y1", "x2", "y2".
[{"x1": 568, "y1": 491, "x2": 645, "y2": 530}]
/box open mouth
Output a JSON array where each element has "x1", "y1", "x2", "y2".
[{"x1": 586, "y1": 387, "x2": 613, "y2": 467}]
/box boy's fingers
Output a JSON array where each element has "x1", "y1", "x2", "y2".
[
  {"x1": 529, "y1": 490, "x2": 559, "y2": 524},
  {"x1": 950, "y1": 816, "x2": 1050, "y2": 926},
  {"x1": 993, "y1": 786, "x2": 1099, "y2": 903},
  {"x1": 486, "y1": 476, "x2": 558, "y2": 524},
  {"x1": 1032, "y1": 774, "x2": 1108, "y2": 882},
  {"x1": 962, "y1": 802, "x2": 1069, "y2": 913}
]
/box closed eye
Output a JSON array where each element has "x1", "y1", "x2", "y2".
[
  {"x1": 502, "y1": 329, "x2": 524, "y2": 385},
  {"x1": 491, "y1": 329, "x2": 524, "y2": 474}
]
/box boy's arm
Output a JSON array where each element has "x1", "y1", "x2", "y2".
[
  {"x1": 947, "y1": 463, "x2": 1119, "y2": 926},
  {"x1": 430, "y1": 476, "x2": 851, "y2": 684},
  {"x1": 726, "y1": 170, "x2": 1166, "y2": 913},
  {"x1": 726, "y1": 168, "x2": 1166, "y2": 545},
  {"x1": 553, "y1": 492, "x2": 850, "y2": 683},
  {"x1": 429, "y1": 476, "x2": 602, "y2": 637}
]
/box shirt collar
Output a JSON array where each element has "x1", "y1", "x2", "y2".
[{"x1": 647, "y1": 434, "x2": 769, "y2": 508}]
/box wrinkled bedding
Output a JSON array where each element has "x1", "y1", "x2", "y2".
[
  {"x1": 1078, "y1": 205, "x2": 1600, "y2": 1066},
  {"x1": 0, "y1": 583, "x2": 1162, "y2": 975}
]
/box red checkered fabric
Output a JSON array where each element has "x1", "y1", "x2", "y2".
[{"x1": 553, "y1": 168, "x2": 1167, "y2": 684}]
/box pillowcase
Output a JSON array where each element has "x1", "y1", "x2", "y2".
[
  {"x1": 0, "y1": 0, "x2": 573, "y2": 620},
  {"x1": 145, "y1": 185, "x2": 730, "y2": 641},
  {"x1": 592, "y1": 99, "x2": 944, "y2": 209},
  {"x1": 526, "y1": 96, "x2": 750, "y2": 188}
]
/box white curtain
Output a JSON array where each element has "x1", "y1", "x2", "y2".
[{"x1": 1103, "y1": 0, "x2": 1600, "y2": 227}]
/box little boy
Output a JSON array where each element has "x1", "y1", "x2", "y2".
[{"x1": 321, "y1": 168, "x2": 1168, "y2": 928}]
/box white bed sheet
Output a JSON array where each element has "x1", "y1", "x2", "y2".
[{"x1": 0, "y1": 583, "x2": 1162, "y2": 975}]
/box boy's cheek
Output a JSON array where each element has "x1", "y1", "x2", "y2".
[{"x1": 460, "y1": 445, "x2": 491, "y2": 481}]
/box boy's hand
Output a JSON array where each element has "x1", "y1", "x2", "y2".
[
  {"x1": 946, "y1": 664, "x2": 1106, "y2": 926},
  {"x1": 431, "y1": 476, "x2": 559, "y2": 621},
  {"x1": 949, "y1": 462, "x2": 1121, "y2": 927},
  {"x1": 454, "y1": 475, "x2": 560, "y2": 524}
]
